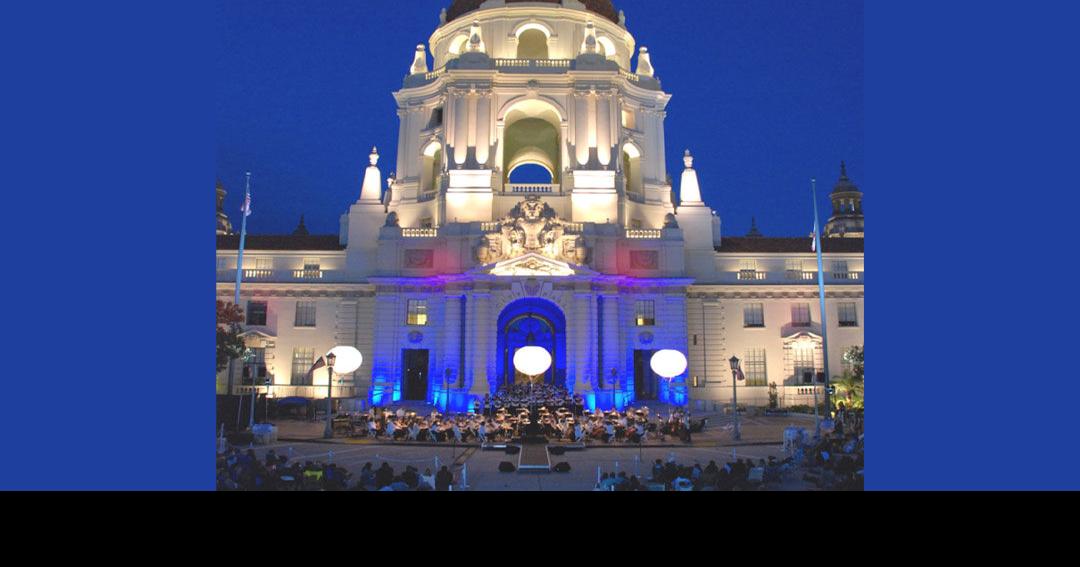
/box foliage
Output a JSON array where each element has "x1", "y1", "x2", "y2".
[
  {"x1": 217, "y1": 301, "x2": 246, "y2": 373},
  {"x1": 834, "y1": 345, "x2": 865, "y2": 410}
]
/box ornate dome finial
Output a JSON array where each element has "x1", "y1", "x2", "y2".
[{"x1": 293, "y1": 215, "x2": 309, "y2": 236}]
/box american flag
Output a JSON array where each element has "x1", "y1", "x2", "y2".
[{"x1": 241, "y1": 189, "x2": 253, "y2": 217}]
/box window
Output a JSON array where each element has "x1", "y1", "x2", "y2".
[
  {"x1": 295, "y1": 300, "x2": 316, "y2": 328},
  {"x1": 791, "y1": 303, "x2": 811, "y2": 327},
  {"x1": 255, "y1": 257, "x2": 272, "y2": 270},
  {"x1": 635, "y1": 300, "x2": 656, "y2": 326},
  {"x1": 246, "y1": 301, "x2": 268, "y2": 326},
  {"x1": 745, "y1": 348, "x2": 767, "y2": 387},
  {"x1": 832, "y1": 260, "x2": 849, "y2": 275},
  {"x1": 420, "y1": 217, "x2": 434, "y2": 229},
  {"x1": 217, "y1": 257, "x2": 227, "y2": 271},
  {"x1": 630, "y1": 219, "x2": 643, "y2": 229},
  {"x1": 738, "y1": 258, "x2": 764, "y2": 280},
  {"x1": 242, "y1": 348, "x2": 267, "y2": 385},
  {"x1": 406, "y1": 299, "x2": 428, "y2": 326},
  {"x1": 621, "y1": 109, "x2": 636, "y2": 130},
  {"x1": 303, "y1": 258, "x2": 321, "y2": 272},
  {"x1": 838, "y1": 302, "x2": 858, "y2": 327},
  {"x1": 794, "y1": 345, "x2": 816, "y2": 385},
  {"x1": 291, "y1": 348, "x2": 315, "y2": 386},
  {"x1": 743, "y1": 303, "x2": 765, "y2": 328}
]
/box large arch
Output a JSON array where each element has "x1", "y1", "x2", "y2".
[
  {"x1": 500, "y1": 98, "x2": 563, "y2": 184},
  {"x1": 516, "y1": 28, "x2": 549, "y2": 60},
  {"x1": 622, "y1": 141, "x2": 643, "y2": 195},
  {"x1": 496, "y1": 297, "x2": 567, "y2": 390}
]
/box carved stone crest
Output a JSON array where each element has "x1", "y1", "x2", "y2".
[{"x1": 476, "y1": 197, "x2": 590, "y2": 265}]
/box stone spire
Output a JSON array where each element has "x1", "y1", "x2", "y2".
[
  {"x1": 635, "y1": 47, "x2": 654, "y2": 77},
  {"x1": 467, "y1": 20, "x2": 485, "y2": 53},
  {"x1": 746, "y1": 217, "x2": 763, "y2": 238},
  {"x1": 410, "y1": 44, "x2": 429, "y2": 75},
  {"x1": 359, "y1": 146, "x2": 383, "y2": 202},
  {"x1": 583, "y1": 21, "x2": 599, "y2": 54},
  {"x1": 292, "y1": 215, "x2": 309, "y2": 236},
  {"x1": 679, "y1": 149, "x2": 702, "y2": 204}
]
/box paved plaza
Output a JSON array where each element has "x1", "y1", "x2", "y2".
[{"x1": 230, "y1": 410, "x2": 825, "y2": 491}]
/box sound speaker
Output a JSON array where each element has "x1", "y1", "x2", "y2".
[
  {"x1": 553, "y1": 462, "x2": 571, "y2": 473},
  {"x1": 499, "y1": 462, "x2": 516, "y2": 473}
]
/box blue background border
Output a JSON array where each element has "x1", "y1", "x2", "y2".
[{"x1": 2, "y1": 0, "x2": 1079, "y2": 489}]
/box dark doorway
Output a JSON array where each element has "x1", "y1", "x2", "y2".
[
  {"x1": 402, "y1": 349, "x2": 430, "y2": 401},
  {"x1": 634, "y1": 350, "x2": 659, "y2": 401}
]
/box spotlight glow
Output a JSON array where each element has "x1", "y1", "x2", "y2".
[
  {"x1": 326, "y1": 346, "x2": 363, "y2": 374},
  {"x1": 650, "y1": 350, "x2": 688, "y2": 379},
  {"x1": 513, "y1": 346, "x2": 553, "y2": 377}
]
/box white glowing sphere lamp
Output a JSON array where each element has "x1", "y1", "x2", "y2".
[
  {"x1": 514, "y1": 346, "x2": 553, "y2": 378},
  {"x1": 326, "y1": 346, "x2": 364, "y2": 375},
  {"x1": 650, "y1": 350, "x2": 688, "y2": 379}
]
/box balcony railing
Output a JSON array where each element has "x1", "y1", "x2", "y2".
[
  {"x1": 787, "y1": 270, "x2": 817, "y2": 281},
  {"x1": 402, "y1": 228, "x2": 438, "y2": 238},
  {"x1": 292, "y1": 269, "x2": 324, "y2": 280},
  {"x1": 494, "y1": 58, "x2": 573, "y2": 70},
  {"x1": 626, "y1": 229, "x2": 662, "y2": 240},
  {"x1": 737, "y1": 270, "x2": 767, "y2": 281},
  {"x1": 833, "y1": 271, "x2": 863, "y2": 280},
  {"x1": 505, "y1": 183, "x2": 557, "y2": 194},
  {"x1": 243, "y1": 269, "x2": 272, "y2": 280}
]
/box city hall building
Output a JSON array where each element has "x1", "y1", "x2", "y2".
[{"x1": 216, "y1": 0, "x2": 864, "y2": 412}]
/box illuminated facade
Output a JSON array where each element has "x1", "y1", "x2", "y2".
[{"x1": 216, "y1": 0, "x2": 864, "y2": 411}]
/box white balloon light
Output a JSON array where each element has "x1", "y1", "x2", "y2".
[
  {"x1": 327, "y1": 346, "x2": 364, "y2": 375},
  {"x1": 513, "y1": 346, "x2": 553, "y2": 377},
  {"x1": 650, "y1": 350, "x2": 688, "y2": 379}
]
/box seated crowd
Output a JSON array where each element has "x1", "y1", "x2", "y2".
[{"x1": 216, "y1": 447, "x2": 457, "y2": 491}]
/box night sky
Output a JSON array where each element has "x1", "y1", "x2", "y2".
[{"x1": 217, "y1": 0, "x2": 863, "y2": 238}]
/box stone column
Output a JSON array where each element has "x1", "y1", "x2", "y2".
[{"x1": 572, "y1": 291, "x2": 595, "y2": 393}]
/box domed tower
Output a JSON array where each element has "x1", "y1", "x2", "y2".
[
  {"x1": 216, "y1": 181, "x2": 233, "y2": 235},
  {"x1": 362, "y1": 0, "x2": 682, "y2": 231},
  {"x1": 824, "y1": 161, "x2": 864, "y2": 238}
]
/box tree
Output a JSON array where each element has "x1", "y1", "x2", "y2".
[
  {"x1": 217, "y1": 300, "x2": 245, "y2": 373},
  {"x1": 834, "y1": 345, "x2": 864, "y2": 410}
]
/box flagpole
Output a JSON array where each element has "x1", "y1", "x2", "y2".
[
  {"x1": 811, "y1": 178, "x2": 832, "y2": 438},
  {"x1": 228, "y1": 173, "x2": 251, "y2": 414}
]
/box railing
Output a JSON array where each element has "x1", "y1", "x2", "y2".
[
  {"x1": 243, "y1": 269, "x2": 272, "y2": 280},
  {"x1": 292, "y1": 269, "x2": 324, "y2": 280},
  {"x1": 505, "y1": 183, "x2": 557, "y2": 194},
  {"x1": 480, "y1": 222, "x2": 502, "y2": 232},
  {"x1": 626, "y1": 229, "x2": 662, "y2": 240},
  {"x1": 833, "y1": 271, "x2": 863, "y2": 280},
  {"x1": 621, "y1": 71, "x2": 641, "y2": 83},
  {"x1": 424, "y1": 68, "x2": 445, "y2": 81},
  {"x1": 402, "y1": 228, "x2": 438, "y2": 238},
  {"x1": 787, "y1": 270, "x2": 817, "y2": 281},
  {"x1": 233, "y1": 384, "x2": 360, "y2": 399},
  {"x1": 737, "y1": 270, "x2": 767, "y2": 281},
  {"x1": 562, "y1": 222, "x2": 584, "y2": 234},
  {"x1": 494, "y1": 58, "x2": 572, "y2": 70}
]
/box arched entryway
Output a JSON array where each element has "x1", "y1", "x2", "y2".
[{"x1": 496, "y1": 297, "x2": 567, "y2": 389}]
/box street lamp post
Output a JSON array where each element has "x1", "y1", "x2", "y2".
[
  {"x1": 324, "y1": 352, "x2": 336, "y2": 439},
  {"x1": 728, "y1": 356, "x2": 742, "y2": 441}
]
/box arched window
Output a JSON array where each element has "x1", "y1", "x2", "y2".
[
  {"x1": 516, "y1": 28, "x2": 549, "y2": 60},
  {"x1": 597, "y1": 36, "x2": 618, "y2": 61},
  {"x1": 420, "y1": 141, "x2": 443, "y2": 194},
  {"x1": 447, "y1": 35, "x2": 469, "y2": 59},
  {"x1": 501, "y1": 99, "x2": 563, "y2": 185},
  {"x1": 622, "y1": 142, "x2": 643, "y2": 195}
]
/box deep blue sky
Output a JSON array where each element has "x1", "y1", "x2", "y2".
[{"x1": 217, "y1": 0, "x2": 863, "y2": 237}]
